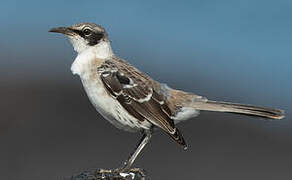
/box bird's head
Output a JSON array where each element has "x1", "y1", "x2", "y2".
[{"x1": 49, "y1": 23, "x2": 110, "y2": 54}]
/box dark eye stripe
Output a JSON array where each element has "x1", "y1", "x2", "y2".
[
  {"x1": 71, "y1": 29, "x2": 84, "y2": 37},
  {"x1": 87, "y1": 32, "x2": 104, "y2": 46},
  {"x1": 71, "y1": 28, "x2": 104, "y2": 46}
]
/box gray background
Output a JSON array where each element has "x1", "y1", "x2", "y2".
[{"x1": 1, "y1": 0, "x2": 291, "y2": 179}]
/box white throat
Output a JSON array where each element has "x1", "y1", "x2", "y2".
[
  {"x1": 91, "y1": 41, "x2": 114, "y2": 59},
  {"x1": 71, "y1": 41, "x2": 113, "y2": 76}
]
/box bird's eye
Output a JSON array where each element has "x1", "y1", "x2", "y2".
[{"x1": 83, "y1": 28, "x2": 92, "y2": 36}]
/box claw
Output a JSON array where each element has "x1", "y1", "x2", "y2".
[{"x1": 114, "y1": 161, "x2": 131, "y2": 173}]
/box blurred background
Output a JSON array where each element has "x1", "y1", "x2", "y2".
[{"x1": 0, "y1": 0, "x2": 291, "y2": 180}]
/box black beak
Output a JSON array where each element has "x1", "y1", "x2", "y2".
[{"x1": 49, "y1": 27, "x2": 74, "y2": 35}]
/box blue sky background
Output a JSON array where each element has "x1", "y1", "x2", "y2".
[
  {"x1": 0, "y1": 1, "x2": 291, "y2": 180},
  {"x1": 1, "y1": 0, "x2": 291, "y2": 99}
]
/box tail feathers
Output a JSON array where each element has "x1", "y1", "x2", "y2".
[{"x1": 190, "y1": 100, "x2": 284, "y2": 120}]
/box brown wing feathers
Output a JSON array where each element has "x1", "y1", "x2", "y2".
[{"x1": 98, "y1": 58, "x2": 187, "y2": 148}]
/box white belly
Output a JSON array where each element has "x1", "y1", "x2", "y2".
[{"x1": 81, "y1": 76, "x2": 152, "y2": 132}]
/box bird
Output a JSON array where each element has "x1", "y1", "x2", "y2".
[{"x1": 49, "y1": 23, "x2": 284, "y2": 172}]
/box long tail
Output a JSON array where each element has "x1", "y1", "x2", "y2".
[{"x1": 190, "y1": 100, "x2": 284, "y2": 120}]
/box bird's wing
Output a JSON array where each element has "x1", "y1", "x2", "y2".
[{"x1": 97, "y1": 57, "x2": 187, "y2": 148}]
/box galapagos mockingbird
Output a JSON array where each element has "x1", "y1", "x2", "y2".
[{"x1": 49, "y1": 23, "x2": 284, "y2": 172}]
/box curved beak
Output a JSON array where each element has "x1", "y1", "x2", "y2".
[{"x1": 49, "y1": 27, "x2": 75, "y2": 36}]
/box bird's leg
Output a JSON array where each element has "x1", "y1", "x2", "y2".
[{"x1": 117, "y1": 129, "x2": 152, "y2": 172}]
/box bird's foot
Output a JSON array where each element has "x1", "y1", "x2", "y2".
[
  {"x1": 113, "y1": 160, "x2": 131, "y2": 173},
  {"x1": 99, "y1": 167, "x2": 147, "y2": 180},
  {"x1": 65, "y1": 168, "x2": 148, "y2": 180}
]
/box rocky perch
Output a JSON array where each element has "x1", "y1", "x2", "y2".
[{"x1": 64, "y1": 168, "x2": 149, "y2": 180}]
